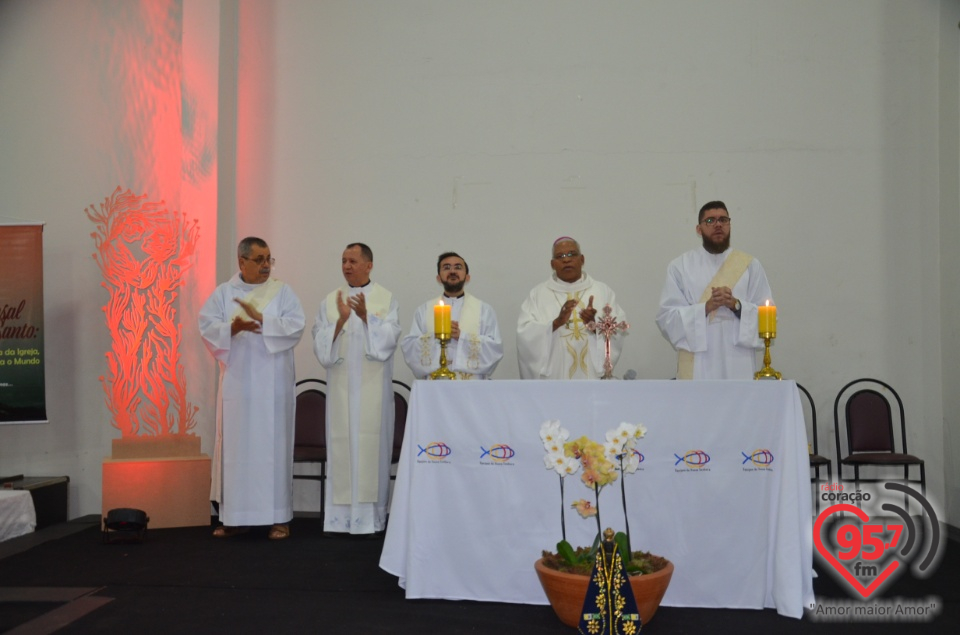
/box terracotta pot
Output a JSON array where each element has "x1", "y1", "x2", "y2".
[{"x1": 534, "y1": 557, "x2": 674, "y2": 628}]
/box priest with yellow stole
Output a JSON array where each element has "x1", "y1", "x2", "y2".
[
  {"x1": 313, "y1": 243, "x2": 401, "y2": 535},
  {"x1": 656, "y1": 201, "x2": 774, "y2": 380}
]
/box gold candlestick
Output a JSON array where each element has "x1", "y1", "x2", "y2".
[
  {"x1": 429, "y1": 333, "x2": 457, "y2": 380},
  {"x1": 754, "y1": 332, "x2": 782, "y2": 380}
]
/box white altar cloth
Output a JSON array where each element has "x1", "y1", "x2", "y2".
[
  {"x1": 0, "y1": 489, "x2": 37, "y2": 542},
  {"x1": 380, "y1": 380, "x2": 814, "y2": 618}
]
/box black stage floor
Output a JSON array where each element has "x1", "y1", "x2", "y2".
[{"x1": 0, "y1": 516, "x2": 956, "y2": 634}]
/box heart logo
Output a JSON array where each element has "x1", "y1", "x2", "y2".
[{"x1": 813, "y1": 504, "x2": 901, "y2": 599}]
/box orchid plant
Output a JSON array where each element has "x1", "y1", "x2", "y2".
[{"x1": 541, "y1": 419, "x2": 647, "y2": 570}]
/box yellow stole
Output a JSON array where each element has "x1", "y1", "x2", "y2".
[
  {"x1": 229, "y1": 278, "x2": 283, "y2": 321},
  {"x1": 677, "y1": 250, "x2": 752, "y2": 380},
  {"x1": 325, "y1": 283, "x2": 392, "y2": 504}
]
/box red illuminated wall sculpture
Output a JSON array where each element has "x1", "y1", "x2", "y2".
[{"x1": 87, "y1": 186, "x2": 200, "y2": 455}]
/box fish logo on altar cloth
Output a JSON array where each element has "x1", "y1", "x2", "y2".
[
  {"x1": 742, "y1": 449, "x2": 774, "y2": 467},
  {"x1": 674, "y1": 449, "x2": 710, "y2": 468},
  {"x1": 480, "y1": 444, "x2": 515, "y2": 463},
  {"x1": 418, "y1": 442, "x2": 452, "y2": 461}
]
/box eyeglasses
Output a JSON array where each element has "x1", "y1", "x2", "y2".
[
  {"x1": 701, "y1": 216, "x2": 731, "y2": 226},
  {"x1": 552, "y1": 251, "x2": 580, "y2": 260},
  {"x1": 440, "y1": 263, "x2": 465, "y2": 272},
  {"x1": 242, "y1": 256, "x2": 275, "y2": 266}
]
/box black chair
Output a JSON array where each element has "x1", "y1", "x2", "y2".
[
  {"x1": 293, "y1": 379, "x2": 327, "y2": 514},
  {"x1": 391, "y1": 380, "x2": 411, "y2": 479},
  {"x1": 833, "y1": 378, "x2": 925, "y2": 510},
  {"x1": 796, "y1": 382, "x2": 831, "y2": 514}
]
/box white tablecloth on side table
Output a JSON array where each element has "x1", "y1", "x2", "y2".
[
  {"x1": 380, "y1": 379, "x2": 814, "y2": 618},
  {"x1": 0, "y1": 489, "x2": 36, "y2": 541}
]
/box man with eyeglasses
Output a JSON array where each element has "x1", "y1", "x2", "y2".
[
  {"x1": 199, "y1": 236, "x2": 305, "y2": 540},
  {"x1": 517, "y1": 237, "x2": 627, "y2": 379},
  {"x1": 401, "y1": 252, "x2": 503, "y2": 380},
  {"x1": 312, "y1": 242, "x2": 401, "y2": 535},
  {"x1": 656, "y1": 201, "x2": 774, "y2": 379}
]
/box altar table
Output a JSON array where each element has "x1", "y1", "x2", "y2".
[{"x1": 380, "y1": 380, "x2": 814, "y2": 618}]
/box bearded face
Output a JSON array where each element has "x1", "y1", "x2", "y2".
[
  {"x1": 437, "y1": 256, "x2": 469, "y2": 295},
  {"x1": 697, "y1": 211, "x2": 731, "y2": 254},
  {"x1": 701, "y1": 229, "x2": 730, "y2": 254},
  {"x1": 442, "y1": 277, "x2": 466, "y2": 295}
]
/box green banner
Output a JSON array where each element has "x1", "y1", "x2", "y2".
[{"x1": 0, "y1": 224, "x2": 47, "y2": 424}]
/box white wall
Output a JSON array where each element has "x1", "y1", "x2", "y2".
[
  {"x1": 0, "y1": 0, "x2": 221, "y2": 516},
  {"x1": 0, "y1": 0, "x2": 955, "y2": 526},
  {"x1": 940, "y1": 0, "x2": 960, "y2": 530}
]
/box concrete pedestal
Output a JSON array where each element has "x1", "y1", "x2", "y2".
[{"x1": 102, "y1": 456, "x2": 211, "y2": 529}]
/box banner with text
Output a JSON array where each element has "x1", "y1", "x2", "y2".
[{"x1": 1, "y1": 224, "x2": 47, "y2": 423}]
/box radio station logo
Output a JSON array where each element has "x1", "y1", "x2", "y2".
[{"x1": 810, "y1": 482, "x2": 943, "y2": 622}]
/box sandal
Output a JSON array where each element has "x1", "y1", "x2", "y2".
[
  {"x1": 268, "y1": 524, "x2": 290, "y2": 540},
  {"x1": 212, "y1": 525, "x2": 248, "y2": 538}
]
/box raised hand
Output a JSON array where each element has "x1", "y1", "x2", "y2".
[{"x1": 579, "y1": 295, "x2": 597, "y2": 325}]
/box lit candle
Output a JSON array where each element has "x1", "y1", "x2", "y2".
[
  {"x1": 434, "y1": 299, "x2": 451, "y2": 337},
  {"x1": 758, "y1": 300, "x2": 777, "y2": 336}
]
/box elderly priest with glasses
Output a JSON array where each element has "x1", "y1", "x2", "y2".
[
  {"x1": 656, "y1": 201, "x2": 774, "y2": 380},
  {"x1": 517, "y1": 237, "x2": 627, "y2": 380},
  {"x1": 199, "y1": 236, "x2": 305, "y2": 540}
]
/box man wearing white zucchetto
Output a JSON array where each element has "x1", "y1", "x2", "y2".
[{"x1": 517, "y1": 237, "x2": 627, "y2": 380}]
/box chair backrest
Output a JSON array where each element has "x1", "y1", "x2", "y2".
[
  {"x1": 392, "y1": 380, "x2": 411, "y2": 462},
  {"x1": 833, "y1": 378, "x2": 907, "y2": 457},
  {"x1": 295, "y1": 379, "x2": 327, "y2": 450},
  {"x1": 846, "y1": 390, "x2": 893, "y2": 452},
  {"x1": 795, "y1": 382, "x2": 819, "y2": 455}
]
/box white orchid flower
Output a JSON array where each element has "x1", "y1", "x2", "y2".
[
  {"x1": 617, "y1": 422, "x2": 638, "y2": 440},
  {"x1": 605, "y1": 427, "x2": 628, "y2": 448},
  {"x1": 606, "y1": 422, "x2": 639, "y2": 450},
  {"x1": 622, "y1": 449, "x2": 641, "y2": 474},
  {"x1": 543, "y1": 451, "x2": 566, "y2": 472},
  {"x1": 603, "y1": 440, "x2": 623, "y2": 463},
  {"x1": 539, "y1": 419, "x2": 569, "y2": 446},
  {"x1": 632, "y1": 423, "x2": 647, "y2": 439},
  {"x1": 543, "y1": 438, "x2": 564, "y2": 455},
  {"x1": 544, "y1": 451, "x2": 580, "y2": 476}
]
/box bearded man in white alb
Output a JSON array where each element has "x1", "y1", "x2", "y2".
[
  {"x1": 313, "y1": 243, "x2": 401, "y2": 535},
  {"x1": 517, "y1": 237, "x2": 627, "y2": 380},
  {"x1": 656, "y1": 201, "x2": 774, "y2": 380},
  {"x1": 402, "y1": 251, "x2": 503, "y2": 380},
  {"x1": 199, "y1": 237, "x2": 305, "y2": 540}
]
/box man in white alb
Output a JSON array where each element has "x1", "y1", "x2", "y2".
[
  {"x1": 656, "y1": 201, "x2": 774, "y2": 379},
  {"x1": 199, "y1": 237, "x2": 305, "y2": 540},
  {"x1": 313, "y1": 243, "x2": 401, "y2": 535},
  {"x1": 517, "y1": 237, "x2": 627, "y2": 380},
  {"x1": 401, "y1": 251, "x2": 503, "y2": 380}
]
